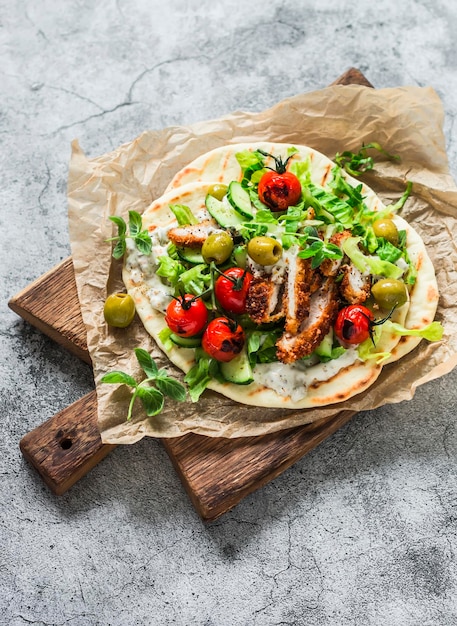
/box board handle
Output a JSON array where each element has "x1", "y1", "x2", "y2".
[{"x1": 20, "y1": 391, "x2": 115, "y2": 495}]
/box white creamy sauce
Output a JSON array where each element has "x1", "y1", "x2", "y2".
[
  {"x1": 125, "y1": 239, "x2": 173, "y2": 313},
  {"x1": 253, "y1": 348, "x2": 360, "y2": 401}
]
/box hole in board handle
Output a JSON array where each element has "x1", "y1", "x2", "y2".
[{"x1": 60, "y1": 438, "x2": 73, "y2": 450}]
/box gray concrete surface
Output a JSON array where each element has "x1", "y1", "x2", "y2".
[{"x1": 2, "y1": 1, "x2": 457, "y2": 625}]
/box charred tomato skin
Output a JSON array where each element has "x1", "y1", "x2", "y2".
[
  {"x1": 334, "y1": 304, "x2": 374, "y2": 345},
  {"x1": 258, "y1": 170, "x2": 302, "y2": 212},
  {"x1": 214, "y1": 267, "x2": 253, "y2": 315},
  {"x1": 165, "y1": 295, "x2": 208, "y2": 338},
  {"x1": 202, "y1": 317, "x2": 245, "y2": 362}
]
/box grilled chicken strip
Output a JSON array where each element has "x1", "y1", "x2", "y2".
[
  {"x1": 283, "y1": 256, "x2": 320, "y2": 335},
  {"x1": 246, "y1": 275, "x2": 286, "y2": 324},
  {"x1": 168, "y1": 219, "x2": 221, "y2": 248},
  {"x1": 276, "y1": 277, "x2": 339, "y2": 364},
  {"x1": 339, "y1": 263, "x2": 371, "y2": 304}
]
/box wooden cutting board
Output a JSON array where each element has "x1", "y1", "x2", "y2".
[{"x1": 10, "y1": 68, "x2": 373, "y2": 522}]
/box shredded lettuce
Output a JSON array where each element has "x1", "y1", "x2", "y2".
[
  {"x1": 383, "y1": 320, "x2": 444, "y2": 341},
  {"x1": 375, "y1": 238, "x2": 403, "y2": 263},
  {"x1": 235, "y1": 149, "x2": 265, "y2": 172},
  {"x1": 247, "y1": 330, "x2": 281, "y2": 365},
  {"x1": 178, "y1": 264, "x2": 211, "y2": 295},
  {"x1": 158, "y1": 327, "x2": 174, "y2": 351},
  {"x1": 342, "y1": 236, "x2": 404, "y2": 279},
  {"x1": 169, "y1": 204, "x2": 199, "y2": 226},
  {"x1": 184, "y1": 349, "x2": 222, "y2": 402},
  {"x1": 156, "y1": 255, "x2": 186, "y2": 286},
  {"x1": 357, "y1": 319, "x2": 443, "y2": 364},
  {"x1": 184, "y1": 354, "x2": 213, "y2": 402}
]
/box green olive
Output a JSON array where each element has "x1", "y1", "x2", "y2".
[
  {"x1": 371, "y1": 279, "x2": 408, "y2": 310},
  {"x1": 207, "y1": 183, "x2": 229, "y2": 201},
  {"x1": 201, "y1": 231, "x2": 234, "y2": 264},
  {"x1": 372, "y1": 218, "x2": 399, "y2": 245},
  {"x1": 104, "y1": 292, "x2": 136, "y2": 328},
  {"x1": 247, "y1": 236, "x2": 283, "y2": 266}
]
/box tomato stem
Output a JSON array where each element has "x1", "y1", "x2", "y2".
[
  {"x1": 257, "y1": 149, "x2": 295, "y2": 174},
  {"x1": 212, "y1": 265, "x2": 248, "y2": 291}
]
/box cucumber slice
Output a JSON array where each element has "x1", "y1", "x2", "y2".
[
  {"x1": 170, "y1": 333, "x2": 202, "y2": 348},
  {"x1": 177, "y1": 246, "x2": 204, "y2": 264},
  {"x1": 315, "y1": 328, "x2": 333, "y2": 358},
  {"x1": 220, "y1": 348, "x2": 254, "y2": 385},
  {"x1": 227, "y1": 181, "x2": 255, "y2": 219},
  {"x1": 205, "y1": 193, "x2": 244, "y2": 229}
]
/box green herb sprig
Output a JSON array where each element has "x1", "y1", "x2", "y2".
[
  {"x1": 297, "y1": 226, "x2": 343, "y2": 269},
  {"x1": 108, "y1": 210, "x2": 152, "y2": 259},
  {"x1": 335, "y1": 142, "x2": 400, "y2": 177},
  {"x1": 101, "y1": 348, "x2": 186, "y2": 420}
]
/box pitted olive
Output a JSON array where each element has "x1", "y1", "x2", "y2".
[
  {"x1": 247, "y1": 236, "x2": 283, "y2": 266},
  {"x1": 372, "y1": 218, "x2": 399, "y2": 246},
  {"x1": 207, "y1": 184, "x2": 229, "y2": 201},
  {"x1": 202, "y1": 231, "x2": 234, "y2": 264},
  {"x1": 371, "y1": 278, "x2": 408, "y2": 310},
  {"x1": 104, "y1": 293, "x2": 136, "y2": 328}
]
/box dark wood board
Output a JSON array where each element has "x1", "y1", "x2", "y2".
[{"x1": 10, "y1": 68, "x2": 372, "y2": 521}]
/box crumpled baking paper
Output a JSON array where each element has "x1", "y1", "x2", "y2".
[{"x1": 67, "y1": 83, "x2": 457, "y2": 444}]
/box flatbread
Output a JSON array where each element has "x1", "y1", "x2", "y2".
[{"x1": 122, "y1": 143, "x2": 439, "y2": 409}]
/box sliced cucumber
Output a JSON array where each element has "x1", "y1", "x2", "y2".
[
  {"x1": 314, "y1": 328, "x2": 333, "y2": 358},
  {"x1": 220, "y1": 348, "x2": 254, "y2": 385},
  {"x1": 170, "y1": 333, "x2": 202, "y2": 348},
  {"x1": 205, "y1": 193, "x2": 244, "y2": 229},
  {"x1": 177, "y1": 246, "x2": 204, "y2": 264},
  {"x1": 227, "y1": 181, "x2": 255, "y2": 219}
]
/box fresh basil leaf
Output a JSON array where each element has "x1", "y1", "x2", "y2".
[
  {"x1": 137, "y1": 386, "x2": 164, "y2": 416},
  {"x1": 134, "y1": 231, "x2": 152, "y2": 255},
  {"x1": 155, "y1": 377, "x2": 186, "y2": 402},
  {"x1": 109, "y1": 215, "x2": 127, "y2": 237},
  {"x1": 112, "y1": 239, "x2": 126, "y2": 260},
  {"x1": 134, "y1": 348, "x2": 158, "y2": 379},
  {"x1": 128, "y1": 210, "x2": 143, "y2": 237},
  {"x1": 100, "y1": 371, "x2": 137, "y2": 387}
]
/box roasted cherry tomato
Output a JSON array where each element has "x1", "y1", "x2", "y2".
[
  {"x1": 214, "y1": 267, "x2": 253, "y2": 315},
  {"x1": 165, "y1": 294, "x2": 208, "y2": 338},
  {"x1": 334, "y1": 304, "x2": 374, "y2": 345},
  {"x1": 257, "y1": 151, "x2": 301, "y2": 211},
  {"x1": 202, "y1": 317, "x2": 245, "y2": 362}
]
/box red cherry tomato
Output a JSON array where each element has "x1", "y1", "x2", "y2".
[
  {"x1": 165, "y1": 294, "x2": 208, "y2": 337},
  {"x1": 258, "y1": 170, "x2": 302, "y2": 211},
  {"x1": 214, "y1": 267, "x2": 253, "y2": 315},
  {"x1": 334, "y1": 304, "x2": 374, "y2": 345},
  {"x1": 202, "y1": 317, "x2": 245, "y2": 362}
]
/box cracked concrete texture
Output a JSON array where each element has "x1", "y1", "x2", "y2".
[{"x1": 2, "y1": 0, "x2": 457, "y2": 624}]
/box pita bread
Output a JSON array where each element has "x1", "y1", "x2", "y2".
[{"x1": 122, "y1": 143, "x2": 439, "y2": 409}]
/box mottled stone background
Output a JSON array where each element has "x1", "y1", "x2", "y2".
[{"x1": 2, "y1": 1, "x2": 457, "y2": 625}]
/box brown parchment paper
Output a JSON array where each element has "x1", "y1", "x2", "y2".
[{"x1": 67, "y1": 84, "x2": 457, "y2": 444}]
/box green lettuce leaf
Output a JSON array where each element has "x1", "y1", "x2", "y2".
[
  {"x1": 156, "y1": 255, "x2": 186, "y2": 286},
  {"x1": 178, "y1": 264, "x2": 211, "y2": 295},
  {"x1": 169, "y1": 204, "x2": 199, "y2": 226},
  {"x1": 342, "y1": 236, "x2": 404, "y2": 279}
]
